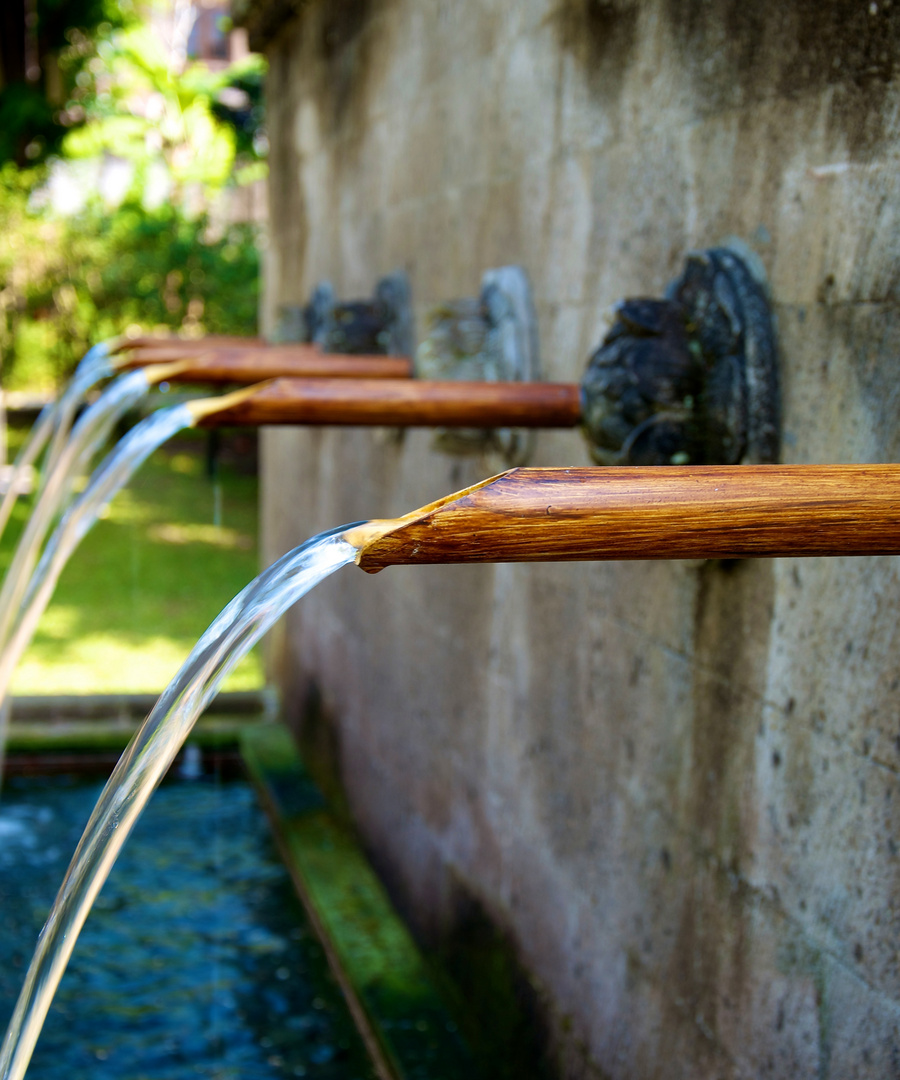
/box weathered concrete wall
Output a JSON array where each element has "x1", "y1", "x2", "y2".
[{"x1": 251, "y1": 1, "x2": 900, "y2": 1075}]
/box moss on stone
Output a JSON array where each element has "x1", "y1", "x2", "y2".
[{"x1": 241, "y1": 723, "x2": 480, "y2": 1080}]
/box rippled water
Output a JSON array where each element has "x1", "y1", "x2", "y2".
[{"x1": 0, "y1": 773, "x2": 377, "y2": 1079}]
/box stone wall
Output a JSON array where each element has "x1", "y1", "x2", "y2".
[{"x1": 248, "y1": 1, "x2": 900, "y2": 1075}]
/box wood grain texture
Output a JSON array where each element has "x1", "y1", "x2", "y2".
[
  {"x1": 120, "y1": 346, "x2": 412, "y2": 382},
  {"x1": 355, "y1": 466, "x2": 900, "y2": 570},
  {"x1": 197, "y1": 378, "x2": 584, "y2": 428}
]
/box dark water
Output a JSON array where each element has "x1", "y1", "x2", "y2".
[{"x1": 0, "y1": 773, "x2": 377, "y2": 1080}]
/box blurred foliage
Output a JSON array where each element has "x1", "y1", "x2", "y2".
[
  {"x1": 2, "y1": 422, "x2": 263, "y2": 693},
  {"x1": 0, "y1": 3, "x2": 267, "y2": 390},
  {"x1": 62, "y1": 28, "x2": 267, "y2": 194},
  {"x1": 0, "y1": 165, "x2": 260, "y2": 390},
  {"x1": 0, "y1": 0, "x2": 134, "y2": 166},
  {"x1": 212, "y1": 60, "x2": 267, "y2": 171}
]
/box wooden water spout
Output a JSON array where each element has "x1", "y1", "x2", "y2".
[
  {"x1": 113, "y1": 334, "x2": 264, "y2": 355},
  {"x1": 347, "y1": 466, "x2": 900, "y2": 570},
  {"x1": 116, "y1": 344, "x2": 412, "y2": 382},
  {"x1": 194, "y1": 377, "x2": 583, "y2": 428}
]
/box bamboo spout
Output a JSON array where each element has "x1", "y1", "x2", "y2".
[
  {"x1": 113, "y1": 334, "x2": 263, "y2": 353},
  {"x1": 143, "y1": 360, "x2": 196, "y2": 386},
  {"x1": 185, "y1": 381, "x2": 278, "y2": 424},
  {"x1": 350, "y1": 465, "x2": 900, "y2": 571},
  {"x1": 193, "y1": 377, "x2": 583, "y2": 428},
  {"x1": 116, "y1": 345, "x2": 413, "y2": 382}
]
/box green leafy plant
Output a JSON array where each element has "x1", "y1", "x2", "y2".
[
  {"x1": 0, "y1": 0, "x2": 134, "y2": 166},
  {"x1": 0, "y1": 3, "x2": 267, "y2": 390},
  {"x1": 0, "y1": 167, "x2": 260, "y2": 389}
]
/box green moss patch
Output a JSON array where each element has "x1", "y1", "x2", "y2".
[{"x1": 241, "y1": 724, "x2": 480, "y2": 1080}]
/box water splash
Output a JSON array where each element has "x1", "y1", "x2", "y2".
[
  {"x1": 0, "y1": 368, "x2": 152, "y2": 659},
  {"x1": 0, "y1": 344, "x2": 114, "y2": 544},
  {"x1": 0, "y1": 526, "x2": 360, "y2": 1080}
]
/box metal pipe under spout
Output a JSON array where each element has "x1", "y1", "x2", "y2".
[
  {"x1": 193, "y1": 377, "x2": 584, "y2": 429},
  {"x1": 116, "y1": 346, "x2": 413, "y2": 382},
  {"x1": 346, "y1": 466, "x2": 900, "y2": 570}
]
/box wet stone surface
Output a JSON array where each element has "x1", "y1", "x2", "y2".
[{"x1": 0, "y1": 773, "x2": 377, "y2": 1080}]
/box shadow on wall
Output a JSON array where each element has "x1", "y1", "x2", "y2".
[
  {"x1": 316, "y1": 0, "x2": 377, "y2": 135},
  {"x1": 552, "y1": 0, "x2": 899, "y2": 154},
  {"x1": 660, "y1": 0, "x2": 899, "y2": 153},
  {"x1": 552, "y1": 0, "x2": 640, "y2": 104}
]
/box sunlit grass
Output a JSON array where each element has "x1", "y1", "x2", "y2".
[{"x1": 1, "y1": 422, "x2": 263, "y2": 695}]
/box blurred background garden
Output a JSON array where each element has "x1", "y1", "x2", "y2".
[{"x1": 0, "y1": 0, "x2": 267, "y2": 693}]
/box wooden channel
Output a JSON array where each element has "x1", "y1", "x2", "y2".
[
  {"x1": 352, "y1": 465, "x2": 900, "y2": 570},
  {"x1": 195, "y1": 377, "x2": 584, "y2": 428}
]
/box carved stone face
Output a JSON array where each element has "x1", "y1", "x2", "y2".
[
  {"x1": 582, "y1": 297, "x2": 703, "y2": 466},
  {"x1": 414, "y1": 266, "x2": 539, "y2": 465},
  {"x1": 415, "y1": 298, "x2": 492, "y2": 381},
  {"x1": 292, "y1": 272, "x2": 413, "y2": 355},
  {"x1": 581, "y1": 246, "x2": 779, "y2": 466}
]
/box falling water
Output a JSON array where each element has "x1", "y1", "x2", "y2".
[
  {"x1": 0, "y1": 368, "x2": 154, "y2": 658},
  {"x1": 0, "y1": 344, "x2": 114, "y2": 544},
  {"x1": 41, "y1": 344, "x2": 118, "y2": 482},
  {"x1": 0, "y1": 402, "x2": 196, "y2": 715},
  {"x1": 0, "y1": 526, "x2": 360, "y2": 1080}
]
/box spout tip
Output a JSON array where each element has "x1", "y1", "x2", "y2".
[
  {"x1": 349, "y1": 470, "x2": 512, "y2": 571},
  {"x1": 186, "y1": 380, "x2": 275, "y2": 424},
  {"x1": 144, "y1": 359, "x2": 196, "y2": 385},
  {"x1": 344, "y1": 520, "x2": 404, "y2": 571}
]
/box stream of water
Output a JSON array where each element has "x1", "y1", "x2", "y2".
[
  {"x1": 0, "y1": 368, "x2": 154, "y2": 656},
  {"x1": 0, "y1": 773, "x2": 377, "y2": 1079},
  {"x1": 0, "y1": 370, "x2": 165, "y2": 787},
  {"x1": 0, "y1": 402, "x2": 196, "y2": 715},
  {"x1": 41, "y1": 344, "x2": 117, "y2": 485},
  {"x1": 0, "y1": 344, "x2": 114, "y2": 544},
  {"x1": 0, "y1": 526, "x2": 360, "y2": 1079}
]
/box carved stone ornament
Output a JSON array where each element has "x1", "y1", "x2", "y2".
[
  {"x1": 273, "y1": 272, "x2": 413, "y2": 356},
  {"x1": 581, "y1": 245, "x2": 780, "y2": 465},
  {"x1": 415, "y1": 265, "x2": 540, "y2": 463}
]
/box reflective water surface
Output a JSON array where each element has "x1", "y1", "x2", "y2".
[
  {"x1": 0, "y1": 531, "x2": 358, "y2": 1078},
  {"x1": 0, "y1": 772, "x2": 377, "y2": 1080}
]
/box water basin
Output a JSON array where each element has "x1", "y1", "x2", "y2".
[{"x1": 0, "y1": 771, "x2": 378, "y2": 1079}]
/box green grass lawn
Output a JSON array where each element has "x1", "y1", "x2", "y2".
[{"x1": 1, "y1": 420, "x2": 264, "y2": 695}]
